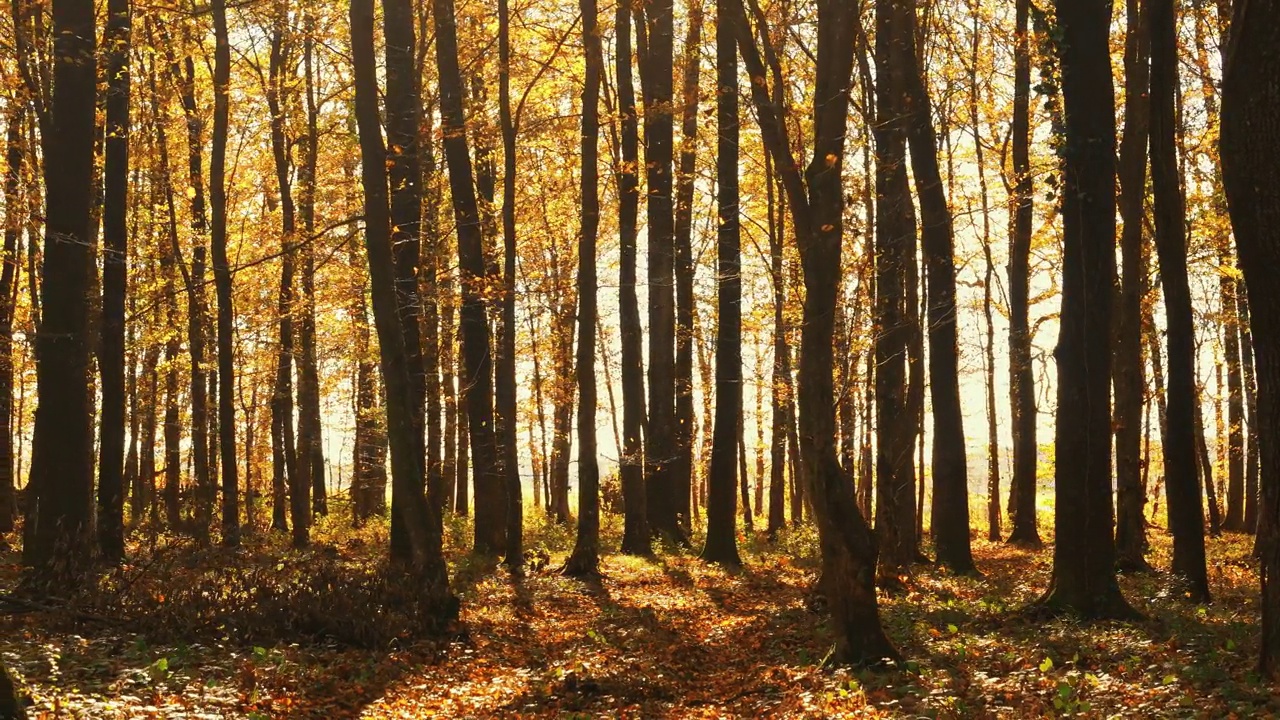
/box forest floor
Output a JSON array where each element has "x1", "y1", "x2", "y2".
[{"x1": 0, "y1": 509, "x2": 1273, "y2": 719}]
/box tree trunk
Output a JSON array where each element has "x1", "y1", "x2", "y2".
[
  {"x1": 353, "y1": 0, "x2": 454, "y2": 613},
  {"x1": 433, "y1": 0, "x2": 506, "y2": 554},
  {"x1": 766, "y1": 151, "x2": 789, "y2": 540},
  {"x1": 1240, "y1": 290, "x2": 1260, "y2": 531},
  {"x1": 873, "y1": 0, "x2": 918, "y2": 579},
  {"x1": 1114, "y1": 0, "x2": 1153, "y2": 572},
  {"x1": 0, "y1": 108, "x2": 22, "y2": 534},
  {"x1": 1150, "y1": 0, "x2": 1209, "y2": 600},
  {"x1": 96, "y1": 0, "x2": 131, "y2": 561},
  {"x1": 902, "y1": 2, "x2": 973, "y2": 574},
  {"x1": 615, "y1": 0, "x2": 650, "y2": 555},
  {"x1": 563, "y1": 0, "x2": 604, "y2": 577},
  {"x1": 1006, "y1": 0, "x2": 1040, "y2": 548},
  {"x1": 1220, "y1": 0, "x2": 1280, "y2": 676},
  {"x1": 735, "y1": 0, "x2": 899, "y2": 665},
  {"x1": 496, "y1": 0, "x2": 523, "y2": 569},
  {"x1": 27, "y1": 0, "x2": 97, "y2": 574},
  {"x1": 701, "y1": 0, "x2": 741, "y2": 566},
  {"x1": 1038, "y1": 0, "x2": 1137, "y2": 619}
]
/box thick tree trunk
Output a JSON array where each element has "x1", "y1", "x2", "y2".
[
  {"x1": 1006, "y1": 0, "x2": 1040, "y2": 548},
  {"x1": 433, "y1": 0, "x2": 506, "y2": 554},
  {"x1": 563, "y1": 0, "x2": 604, "y2": 576},
  {"x1": 1038, "y1": 0, "x2": 1136, "y2": 619},
  {"x1": 1114, "y1": 0, "x2": 1153, "y2": 573},
  {"x1": 701, "y1": 0, "x2": 741, "y2": 566},
  {"x1": 1219, "y1": 0, "x2": 1280, "y2": 677},
  {"x1": 27, "y1": 0, "x2": 97, "y2": 574}
]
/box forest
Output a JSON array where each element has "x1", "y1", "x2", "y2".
[{"x1": 1, "y1": 0, "x2": 1280, "y2": 716}]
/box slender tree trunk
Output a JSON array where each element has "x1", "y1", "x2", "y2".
[
  {"x1": 616, "y1": 0, "x2": 650, "y2": 555},
  {"x1": 96, "y1": 0, "x2": 131, "y2": 560},
  {"x1": 1006, "y1": 0, "x2": 1041, "y2": 547},
  {"x1": 0, "y1": 108, "x2": 23, "y2": 534},
  {"x1": 702, "y1": 0, "x2": 741, "y2": 565},
  {"x1": 902, "y1": 3, "x2": 973, "y2": 574},
  {"x1": 497, "y1": 0, "x2": 523, "y2": 569},
  {"x1": 1240, "y1": 290, "x2": 1260, "y2": 530},
  {"x1": 765, "y1": 154, "x2": 788, "y2": 540},
  {"x1": 433, "y1": 0, "x2": 505, "y2": 554},
  {"x1": 1038, "y1": 0, "x2": 1137, "y2": 619},
  {"x1": 1115, "y1": 0, "x2": 1153, "y2": 572},
  {"x1": 563, "y1": 0, "x2": 603, "y2": 576}
]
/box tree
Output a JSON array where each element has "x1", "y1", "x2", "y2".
[
  {"x1": 734, "y1": 0, "x2": 899, "y2": 665},
  {"x1": 1006, "y1": 0, "x2": 1041, "y2": 548},
  {"x1": 1037, "y1": 0, "x2": 1137, "y2": 619},
  {"x1": 616, "y1": 0, "x2": 651, "y2": 556},
  {"x1": 97, "y1": 0, "x2": 131, "y2": 561},
  {"x1": 874, "y1": 0, "x2": 919, "y2": 578},
  {"x1": 1114, "y1": 0, "x2": 1153, "y2": 573},
  {"x1": 1219, "y1": 0, "x2": 1280, "y2": 679},
  {"x1": 902, "y1": 0, "x2": 974, "y2": 575},
  {"x1": 0, "y1": 107, "x2": 23, "y2": 535},
  {"x1": 497, "y1": 0, "x2": 523, "y2": 570},
  {"x1": 563, "y1": 0, "x2": 603, "y2": 577},
  {"x1": 1149, "y1": 0, "x2": 1209, "y2": 601},
  {"x1": 700, "y1": 0, "x2": 741, "y2": 567},
  {"x1": 352, "y1": 0, "x2": 454, "y2": 612},
  {"x1": 26, "y1": 0, "x2": 97, "y2": 573}
]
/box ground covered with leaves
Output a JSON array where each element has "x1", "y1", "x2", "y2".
[{"x1": 1, "y1": 510, "x2": 1274, "y2": 718}]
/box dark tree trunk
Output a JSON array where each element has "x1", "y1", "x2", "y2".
[
  {"x1": 616, "y1": 0, "x2": 650, "y2": 555},
  {"x1": 209, "y1": 0, "x2": 238, "y2": 548},
  {"x1": 640, "y1": 0, "x2": 683, "y2": 543},
  {"x1": 1038, "y1": 0, "x2": 1137, "y2": 619},
  {"x1": 440, "y1": 232, "x2": 459, "y2": 514},
  {"x1": 548, "y1": 300, "x2": 575, "y2": 523},
  {"x1": 1219, "y1": 0, "x2": 1280, "y2": 677},
  {"x1": 266, "y1": 6, "x2": 304, "y2": 544},
  {"x1": 385, "y1": 0, "x2": 429, "y2": 560},
  {"x1": 672, "y1": 0, "x2": 703, "y2": 535},
  {"x1": 1240, "y1": 290, "x2": 1260, "y2": 531},
  {"x1": 563, "y1": 0, "x2": 603, "y2": 577},
  {"x1": 27, "y1": 0, "x2": 97, "y2": 574},
  {"x1": 1195, "y1": 399, "x2": 1222, "y2": 536},
  {"x1": 902, "y1": 4, "x2": 973, "y2": 575},
  {"x1": 433, "y1": 0, "x2": 506, "y2": 554},
  {"x1": 0, "y1": 108, "x2": 22, "y2": 534},
  {"x1": 96, "y1": 0, "x2": 131, "y2": 561},
  {"x1": 1006, "y1": 0, "x2": 1041, "y2": 548},
  {"x1": 1150, "y1": 0, "x2": 1209, "y2": 600},
  {"x1": 456, "y1": 394, "x2": 469, "y2": 515},
  {"x1": 766, "y1": 151, "x2": 789, "y2": 541},
  {"x1": 873, "y1": 0, "x2": 918, "y2": 578},
  {"x1": 1115, "y1": 0, "x2": 1153, "y2": 573},
  {"x1": 701, "y1": 0, "x2": 742, "y2": 566},
  {"x1": 350, "y1": 240, "x2": 387, "y2": 524},
  {"x1": 735, "y1": 0, "x2": 899, "y2": 665},
  {"x1": 496, "y1": 0, "x2": 523, "y2": 569},
  {"x1": 352, "y1": 0, "x2": 454, "y2": 614},
  {"x1": 296, "y1": 12, "x2": 326, "y2": 520}
]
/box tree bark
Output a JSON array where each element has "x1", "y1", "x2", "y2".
[
  {"x1": 433, "y1": 0, "x2": 506, "y2": 554},
  {"x1": 701, "y1": 0, "x2": 742, "y2": 566},
  {"x1": 563, "y1": 0, "x2": 603, "y2": 577},
  {"x1": 1006, "y1": 0, "x2": 1040, "y2": 548},
  {"x1": 0, "y1": 107, "x2": 22, "y2": 534},
  {"x1": 1038, "y1": 0, "x2": 1137, "y2": 619},
  {"x1": 1114, "y1": 0, "x2": 1153, "y2": 572},
  {"x1": 1220, "y1": 0, "x2": 1280, "y2": 677},
  {"x1": 27, "y1": 0, "x2": 97, "y2": 574}
]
